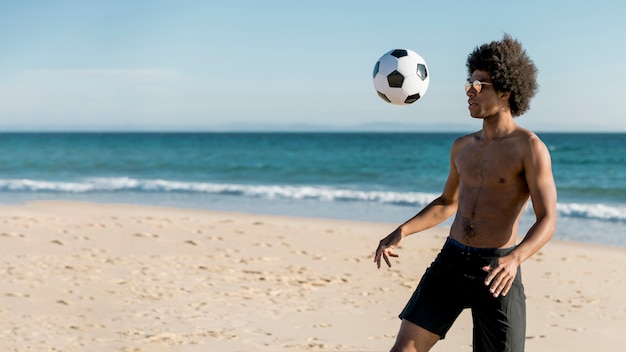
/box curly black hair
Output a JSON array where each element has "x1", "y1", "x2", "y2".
[{"x1": 466, "y1": 34, "x2": 538, "y2": 117}]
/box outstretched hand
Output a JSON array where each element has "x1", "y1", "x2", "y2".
[
  {"x1": 374, "y1": 228, "x2": 403, "y2": 268},
  {"x1": 482, "y1": 254, "x2": 520, "y2": 297}
]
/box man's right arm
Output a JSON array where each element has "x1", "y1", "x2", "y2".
[
  {"x1": 374, "y1": 138, "x2": 462, "y2": 268},
  {"x1": 396, "y1": 137, "x2": 462, "y2": 236}
]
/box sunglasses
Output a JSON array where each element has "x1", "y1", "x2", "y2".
[{"x1": 465, "y1": 80, "x2": 493, "y2": 94}]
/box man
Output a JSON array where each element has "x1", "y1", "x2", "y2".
[{"x1": 374, "y1": 35, "x2": 557, "y2": 352}]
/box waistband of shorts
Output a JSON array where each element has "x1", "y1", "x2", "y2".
[{"x1": 443, "y1": 237, "x2": 515, "y2": 257}]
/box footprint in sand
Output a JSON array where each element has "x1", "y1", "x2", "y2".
[
  {"x1": 134, "y1": 232, "x2": 159, "y2": 238},
  {"x1": 1, "y1": 232, "x2": 25, "y2": 238},
  {"x1": 254, "y1": 242, "x2": 273, "y2": 248},
  {"x1": 526, "y1": 335, "x2": 546, "y2": 340}
]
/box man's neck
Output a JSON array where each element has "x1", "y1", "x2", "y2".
[{"x1": 480, "y1": 113, "x2": 517, "y2": 141}]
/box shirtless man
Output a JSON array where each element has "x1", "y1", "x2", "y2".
[{"x1": 374, "y1": 35, "x2": 557, "y2": 352}]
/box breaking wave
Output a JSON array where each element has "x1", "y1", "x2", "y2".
[{"x1": 0, "y1": 178, "x2": 624, "y2": 222}]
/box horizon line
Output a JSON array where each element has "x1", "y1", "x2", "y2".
[{"x1": 0, "y1": 129, "x2": 623, "y2": 134}]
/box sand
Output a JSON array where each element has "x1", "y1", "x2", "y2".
[{"x1": 0, "y1": 201, "x2": 624, "y2": 351}]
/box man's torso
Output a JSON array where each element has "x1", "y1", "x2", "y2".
[{"x1": 450, "y1": 130, "x2": 533, "y2": 248}]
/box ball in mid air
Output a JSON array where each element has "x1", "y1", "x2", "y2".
[{"x1": 373, "y1": 49, "x2": 430, "y2": 105}]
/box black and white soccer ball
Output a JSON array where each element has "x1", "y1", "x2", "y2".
[{"x1": 373, "y1": 49, "x2": 430, "y2": 105}]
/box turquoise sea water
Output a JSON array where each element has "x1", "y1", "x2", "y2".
[{"x1": 0, "y1": 132, "x2": 624, "y2": 246}]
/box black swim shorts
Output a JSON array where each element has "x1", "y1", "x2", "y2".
[{"x1": 399, "y1": 237, "x2": 526, "y2": 352}]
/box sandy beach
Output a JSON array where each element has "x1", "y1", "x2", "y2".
[{"x1": 0, "y1": 201, "x2": 624, "y2": 351}]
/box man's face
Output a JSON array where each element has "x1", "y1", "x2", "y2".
[{"x1": 466, "y1": 70, "x2": 502, "y2": 119}]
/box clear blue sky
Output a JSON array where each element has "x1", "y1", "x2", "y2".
[{"x1": 1, "y1": 0, "x2": 625, "y2": 131}]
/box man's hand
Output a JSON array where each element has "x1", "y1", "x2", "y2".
[
  {"x1": 482, "y1": 254, "x2": 520, "y2": 297},
  {"x1": 374, "y1": 228, "x2": 403, "y2": 268}
]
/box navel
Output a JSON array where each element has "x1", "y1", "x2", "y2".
[{"x1": 464, "y1": 223, "x2": 476, "y2": 238}]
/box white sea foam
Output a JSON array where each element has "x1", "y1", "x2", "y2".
[
  {"x1": 0, "y1": 178, "x2": 624, "y2": 222},
  {"x1": 557, "y1": 202, "x2": 626, "y2": 222}
]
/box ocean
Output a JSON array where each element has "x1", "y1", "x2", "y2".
[{"x1": 0, "y1": 132, "x2": 624, "y2": 247}]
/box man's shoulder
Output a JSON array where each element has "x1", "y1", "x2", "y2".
[
  {"x1": 510, "y1": 129, "x2": 552, "y2": 164},
  {"x1": 512, "y1": 128, "x2": 547, "y2": 149},
  {"x1": 514, "y1": 126, "x2": 538, "y2": 139},
  {"x1": 453, "y1": 131, "x2": 480, "y2": 145}
]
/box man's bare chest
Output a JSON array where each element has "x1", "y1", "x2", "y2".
[{"x1": 455, "y1": 143, "x2": 525, "y2": 188}]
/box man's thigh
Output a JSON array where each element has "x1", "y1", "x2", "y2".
[
  {"x1": 398, "y1": 254, "x2": 466, "y2": 338},
  {"x1": 471, "y1": 270, "x2": 526, "y2": 352}
]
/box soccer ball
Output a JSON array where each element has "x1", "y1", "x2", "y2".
[{"x1": 373, "y1": 49, "x2": 430, "y2": 105}]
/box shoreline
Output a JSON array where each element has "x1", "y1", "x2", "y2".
[
  {"x1": 1, "y1": 200, "x2": 624, "y2": 351},
  {"x1": 3, "y1": 197, "x2": 625, "y2": 249}
]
